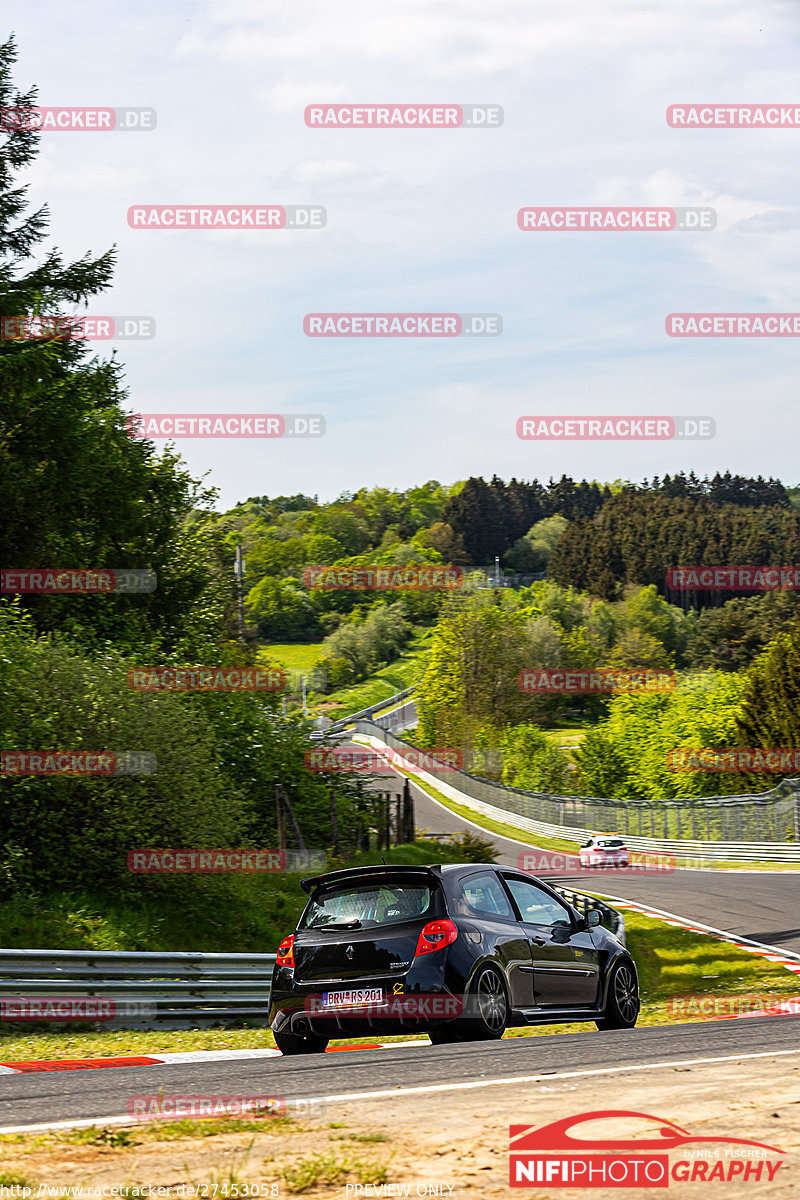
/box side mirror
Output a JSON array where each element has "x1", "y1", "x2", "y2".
[{"x1": 587, "y1": 909, "x2": 602, "y2": 928}]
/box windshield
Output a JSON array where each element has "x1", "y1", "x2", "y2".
[
  {"x1": 300, "y1": 880, "x2": 438, "y2": 930},
  {"x1": 597, "y1": 838, "x2": 624, "y2": 848}
]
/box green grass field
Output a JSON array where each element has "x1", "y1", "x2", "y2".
[
  {"x1": 313, "y1": 628, "x2": 432, "y2": 719},
  {"x1": 258, "y1": 642, "x2": 326, "y2": 674}
]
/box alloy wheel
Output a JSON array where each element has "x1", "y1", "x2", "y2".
[
  {"x1": 476, "y1": 968, "x2": 507, "y2": 1032},
  {"x1": 614, "y1": 964, "x2": 639, "y2": 1023}
]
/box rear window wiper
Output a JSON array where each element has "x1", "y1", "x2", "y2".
[{"x1": 319, "y1": 919, "x2": 363, "y2": 929}]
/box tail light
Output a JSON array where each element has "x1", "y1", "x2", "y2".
[
  {"x1": 276, "y1": 933, "x2": 295, "y2": 968},
  {"x1": 414, "y1": 919, "x2": 458, "y2": 957}
]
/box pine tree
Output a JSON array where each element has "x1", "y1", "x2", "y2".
[
  {"x1": 0, "y1": 36, "x2": 231, "y2": 652},
  {"x1": 736, "y1": 626, "x2": 800, "y2": 753}
]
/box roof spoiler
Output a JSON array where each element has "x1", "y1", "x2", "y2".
[{"x1": 300, "y1": 863, "x2": 441, "y2": 895}]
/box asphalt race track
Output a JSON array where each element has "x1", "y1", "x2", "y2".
[
  {"x1": 369, "y1": 754, "x2": 800, "y2": 956},
  {"x1": 2, "y1": 741, "x2": 800, "y2": 1132},
  {"x1": 2, "y1": 1016, "x2": 800, "y2": 1131}
]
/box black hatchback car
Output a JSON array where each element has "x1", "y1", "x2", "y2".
[{"x1": 269, "y1": 863, "x2": 639, "y2": 1054}]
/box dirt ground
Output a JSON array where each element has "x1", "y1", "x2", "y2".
[{"x1": 1, "y1": 1052, "x2": 800, "y2": 1197}]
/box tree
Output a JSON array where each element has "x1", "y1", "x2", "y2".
[
  {"x1": 571, "y1": 674, "x2": 747, "y2": 801},
  {"x1": 736, "y1": 623, "x2": 800, "y2": 785},
  {"x1": 247, "y1": 577, "x2": 319, "y2": 640},
  {"x1": 413, "y1": 521, "x2": 468, "y2": 565},
  {"x1": 687, "y1": 592, "x2": 800, "y2": 671},
  {"x1": 0, "y1": 36, "x2": 225, "y2": 655},
  {"x1": 500, "y1": 724, "x2": 572, "y2": 793}
]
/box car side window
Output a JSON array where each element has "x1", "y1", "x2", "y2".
[
  {"x1": 503, "y1": 877, "x2": 573, "y2": 928},
  {"x1": 460, "y1": 872, "x2": 515, "y2": 920}
]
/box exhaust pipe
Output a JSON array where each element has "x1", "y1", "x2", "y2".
[{"x1": 293, "y1": 1016, "x2": 311, "y2": 1035}]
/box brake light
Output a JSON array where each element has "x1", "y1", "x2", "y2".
[
  {"x1": 276, "y1": 933, "x2": 295, "y2": 968},
  {"x1": 414, "y1": 919, "x2": 458, "y2": 957}
]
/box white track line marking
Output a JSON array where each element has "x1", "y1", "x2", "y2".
[
  {"x1": 586, "y1": 891, "x2": 800, "y2": 965},
  {"x1": 4, "y1": 1046, "x2": 800, "y2": 1135}
]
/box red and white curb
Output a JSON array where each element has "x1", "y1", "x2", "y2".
[
  {"x1": 0, "y1": 1041, "x2": 430, "y2": 1075},
  {"x1": 0, "y1": 1047, "x2": 280, "y2": 1075}
]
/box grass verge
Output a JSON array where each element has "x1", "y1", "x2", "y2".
[
  {"x1": 313, "y1": 629, "x2": 432, "y2": 720},
  {"x1": 0, "y1": 842, "x2": 464, "y2": 955}
]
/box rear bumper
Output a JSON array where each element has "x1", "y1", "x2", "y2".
[{"x1": 269, "y1": 961, "x2": 461, "y2": 1037}]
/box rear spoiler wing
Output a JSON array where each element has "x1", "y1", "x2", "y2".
[{"x1": 300, "y1": 863, "x2": 442, "y2": 895}]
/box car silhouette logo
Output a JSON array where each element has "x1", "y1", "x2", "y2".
[
  {"x1": 346, "y1": 945, "x2": 354, "y2": 960},
  {"x1": 509, "y1": 1110, "x2": 784, "y2": 1154}
]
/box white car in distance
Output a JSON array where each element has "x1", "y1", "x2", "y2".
[{"x1": 579, "y1": 834, "x2": 630, "y2": 869}]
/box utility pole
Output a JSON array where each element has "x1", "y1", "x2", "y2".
[
  {"x1": 275, "y1": 783, "x2": 287, "y2": 855},
  {"x1": 234, "y1": 543, "x2": 246, "y2": 645},
  {"x1": 494, "y1": 555, "x2": 500, "y2": 588},
  {"x1": 330, "y1": 788, "x2": 340, "y2": 857}
]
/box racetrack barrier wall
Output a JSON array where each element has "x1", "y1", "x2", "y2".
[{"x1": 352, "y1": 721, "x2": 800, "y2": 863}]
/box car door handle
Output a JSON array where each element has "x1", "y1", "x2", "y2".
[{"x1": 528, "y1": 937, "x2": 547, "y2": 946}]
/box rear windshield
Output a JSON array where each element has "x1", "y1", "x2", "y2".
[
  {"x1": 300, "y1": 880, "x2": 440, "y2": 930},
  {"x1": 597, "y1": 838, "x2": 624, "y2": 848}
]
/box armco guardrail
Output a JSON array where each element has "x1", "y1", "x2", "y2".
[
  {"x1": 354, "y1": 722, "x2": 800, "y2": 863},
  {"x1": 0, "y1": 891, "x2": 622, "y2": 1028},
  {"x1": 0, "y1": 949, "x2": 277, "y2": 1029},
  {"x1": 328, "y1": 686, "x2": 415, "y2": 733},
  {"x1": 558, "y1": 891, "x2": 625, "y2": 944}
]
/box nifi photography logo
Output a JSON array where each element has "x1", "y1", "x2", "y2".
[{"x1": 509, "y1": 1110, "x2": 784, "y2": 1187}]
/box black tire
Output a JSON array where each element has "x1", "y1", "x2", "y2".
[
  {"x1": 274, "y1": 1028, "x2": 329, "y2": 1055},
  {"x1": 596, "y1": 959, "x2": 640, "y2": 1030},
  {"x1": 459, "y1": 965, "x2": 509, "y2": 1041}
]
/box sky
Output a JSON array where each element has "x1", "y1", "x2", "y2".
[{"x1": 9, "y1": 0, "x2": 800, "y2": 507}]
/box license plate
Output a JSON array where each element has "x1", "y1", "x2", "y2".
[{"x1": 321, "y1": 988, "x2": 384, "y2": 1008}]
